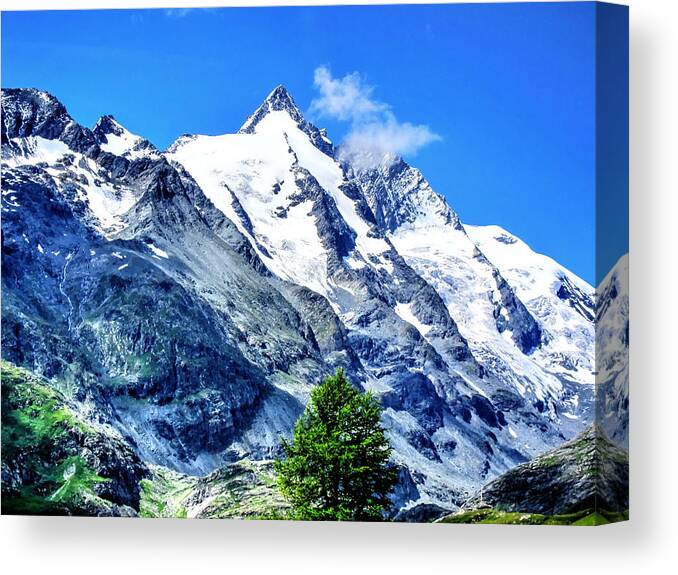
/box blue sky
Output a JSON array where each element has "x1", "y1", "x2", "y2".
[{"x1": 1, "y1": 3, "x2": 628, "y2": 284}]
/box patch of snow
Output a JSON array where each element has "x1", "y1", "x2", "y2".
[
  {"x1": 148, "y1": 244, "x2": 169, "y2": 259},
  {"x1": 5, "y1": 136, "x2": 71, "y2": 167},
  {"x1": 343, "y1": 255, "x2": 366, "y2": 270},
  {"x1": 394, "y1": 302, "x2": 432, "y2": 337},
  {"x1": 98, "y1": 119, "x2": 150, "y2": 159}
]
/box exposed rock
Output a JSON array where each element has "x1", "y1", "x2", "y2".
[
  {"x1": 394, "y1": 502, "x2": 452, "y2": 523},
  {"x1": 455, "y1": 425, "x2": 628, "y2": 516}
]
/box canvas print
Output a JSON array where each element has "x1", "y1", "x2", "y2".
[{"x1": 0, "y1": 2, "x2": 629, "y2": 524}]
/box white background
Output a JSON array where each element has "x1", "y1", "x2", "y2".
[{"x1": 0, "y1": 0, "x2": 676, "y2": 573}]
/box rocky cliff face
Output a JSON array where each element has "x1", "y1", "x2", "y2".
[{"x1": 1, "y1": 86, "x2": 599, "y2": 513}]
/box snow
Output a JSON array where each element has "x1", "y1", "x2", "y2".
[
  {"x1": 343, "y1": 255, "x2": 366, "y2": 270},
  {"x1": 168, "y1": 107, "x2": 392, "y2": 305},
  {"x1": 466, "y1": 224, "x2": 595, "y2": 385},
  {"x1": 168, "y1": 121, "x2": 332, "y2": 298},
  {"x1": 148, "y1": 244, "x2": 169, "y2": 259},
  {"x1": 7, "y1": 136, "x2": 140, "y2": 236},
  {"x1": 97, "y1": 118, "x2": 153, "y2": 159},
  {"x1": 466, "y1": 224, "x2": 592, "y2": 305},
  {"x1": 4, "y1": 136, "x2": 71, "y2": 167},
  {"x1": 394, "y1": 302, "x2": 432, "y2": 337},
  {"x1": 37, "y1": 244, "x2": 44, "y2": 254},
  {"x1": 392, "y1": 218, "x2": 564, "y2": 401},
  {"x1": 100, "y1": 129, "x2": 141, "y2": 156}
]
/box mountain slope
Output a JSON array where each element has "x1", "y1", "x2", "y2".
[
  {"x1": 351, "y1": 156, "x2": 595, "y2": 440},
  {"x1": 439, "y1": 425, "x2": 629, "y2": 522},
  {"x1": 1, "y1": 361, "x2": 147, "y2": 516}
]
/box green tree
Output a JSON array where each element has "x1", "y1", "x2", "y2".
[{"x1": 274, "y1": 369, "x2": 398, "y2": 521}]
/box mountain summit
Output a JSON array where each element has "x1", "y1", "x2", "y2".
[
  {"x1": 239, "y1": 85, "x2": 303, "y2": 131},
  {"x1": 238, "y1": 85, "x2": 333, "y2": 155},
  {"x1": 93, "y1": 114, "x2": 157, "y2": 158}
]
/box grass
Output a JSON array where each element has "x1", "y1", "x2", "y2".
[
  {"x1": 138, "y1": 460, "x2": 291, "y2": 520},
  {"x1": 139, "y1": 466, "x2": 196, "y2": 518},
  {"x1": 1, "y1": 360, "x2": 109, "y2": 514},
  {"x1": 438, "y1": 507, "x2": 629, "y2": 526}
]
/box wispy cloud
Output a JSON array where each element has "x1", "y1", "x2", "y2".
[
  {"x1": 309, "y1": 66, "x2": 440, "y2": 169},
  {"x1": 164, "y1": 8, "x2": 194, "y2": 19},
  {"x1": 309, "y1": 67, "x2": 387, "y2": 122}
]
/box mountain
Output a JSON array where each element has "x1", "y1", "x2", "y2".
[{"x1": 1, "y1": 86, "x2": 599, "y2": 514}]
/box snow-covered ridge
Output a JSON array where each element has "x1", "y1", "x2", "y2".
[
  {"x1": 467, "y1": 224, "x2": 595, "y2": 385},
  {"x1": 93, "y1": 114, "x2": 158, "y2": 160},
  {"x1": 168, "y1": 104, "x2": 393, "y2": 307},
  {"x1": 3, "y1": 135, "x2": 140, "y2": 236}
]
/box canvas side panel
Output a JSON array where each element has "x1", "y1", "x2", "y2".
[{"x1": 594, "y1": 1, "x2": 629, "y2": 523}]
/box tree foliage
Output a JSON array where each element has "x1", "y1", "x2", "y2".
[{"x1": 274, "y1": 369, "x2": 398, "y2": 521}]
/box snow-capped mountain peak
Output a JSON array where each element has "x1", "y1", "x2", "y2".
[
  {"x1": 93, "y1": 114, "x2": 156, "y2": 159},
  {"x1": 238, "y1": 85, "x2": 333, "y2": 155},
  {"x1": 168, "y1": 86, "x2": 394, "y2": 304},
  {"x1": 239, "y1": 84, "x2": 303, "y2": 133}
]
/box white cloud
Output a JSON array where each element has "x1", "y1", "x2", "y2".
[
  {"x1": 309, "y1": 66, "x2": 440, "y2": 169},
  {"x1": 340, "y1": 113, "x2": 441, "y2": 169},
  {"x1": 310, "y1": 66, "x2": 387, "y2": 122}
]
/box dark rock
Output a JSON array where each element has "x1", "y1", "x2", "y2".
[{"x1": 463, "y1": 426, "x2": 629, "y2": 515}]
